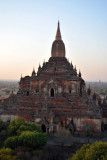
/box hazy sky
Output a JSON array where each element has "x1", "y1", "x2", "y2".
[{"x1": 0, "y1": 0, "x2": 107, "y2": 81}]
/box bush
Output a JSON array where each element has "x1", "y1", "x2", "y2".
[
  {"x1": 3, "y1": 118, "x2": 46, "y2": 150},
  {"x1": 8, "y1": 117, "x2": 41, "y2": 136},
  {"x1": 68, "y1": 141, "x2": 107, "y2": 160},
  {"x1": 4, "y1": 130, "x2": 47, "y2": 149},
  {"x1": 19, "y1": 131, "x2": 47, "y2": 149},
  {"x1": 4, "y1": 136, "x2": 19, "y2": 149},
  {"x1": 0, "y1": 148, "x2": 19, "y2": 160},
  {"x1": 17, "y1": 122, "x2": 41, "y2": 135},
  {"x1": 8, "y1": 117, "x2": 25, "y2": 136}
]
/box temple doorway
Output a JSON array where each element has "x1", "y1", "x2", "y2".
[
  {"x1": 26, "y1": 90, "x2": 29, "y2": 95},
  {"x1": 41, "y1": 124, "x2": 46, "y2": 132},
  {"x1": 69, "y1": 89, "x2": 71, "y2": 94},
  {"x1": 51, "y1": 88, "x2": 54, "y2": 97}
]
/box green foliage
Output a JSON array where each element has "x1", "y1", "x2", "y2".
[
  {"x1": 68, "y1": 143, "x2": 90, "y2": 160},
  {"x1": 19, "y1": 131, "x2": 47, "y2": 149},
  {"x1": 16, "y1": 125, "x2": 28, "y2": 135},
  {"x1": 85, "y1": 141, "x2": 107, "y2": 160},
  {"x1": 8, "y1": 117, "x2": 25, "y2": 136},
  {"x1": 68, "y1": 141, "x2": 107, "y2": 160},
  {"x1": 17, "y1": 122, "x2": 41, "y2": 135},
  {"x1": 0, "y1": 148, "x2": 19, "y2": 160},
  {"x1": 8, "y1": 117, "x2": 41, "y2": 136},
  {"x1": 0, "y1": 130, "x2": 7, "y2": 148},
  {"x1": 0, "y1": 119, "x2": 7, "y2": 131},
  {"x1": 3, "y1": 117, "x2": 47, "y2": 150},
  {"x1": 4, "y1": 136, "x2": 19, "y2": 149}
]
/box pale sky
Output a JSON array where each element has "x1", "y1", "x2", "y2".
[{"x1": 0, "y1": 0, "x2": 107, "y2": 81}]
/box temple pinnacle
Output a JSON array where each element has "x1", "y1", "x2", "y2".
[{"x1": 55, "y1": 21, "x2": 62, "y2": 40}]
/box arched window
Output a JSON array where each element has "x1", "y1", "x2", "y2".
[
  {"x1": 69, "y1": 89, "x2": 71, "y2": 94},
  {"x1": 51, "y1": 88, "x2": 54, "y2": 97},
  {"x1": 41, "y1": 124, "x2": 46, "y2": 132},
  {"x1": 26, "y1": 90, "x2": 29, "y2": 95},
  {"x1": 35, "y1": 89, "x2": 38, "y2": 93}
]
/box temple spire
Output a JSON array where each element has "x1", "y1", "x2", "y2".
[
  {"x1": 55, "y1": 21, "x2": 62, "y2": 40},
  {"x1": 51, "y1": 21, "x2": 65, "y2": 57}
]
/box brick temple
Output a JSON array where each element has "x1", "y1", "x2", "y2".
[{"x1": 0, "y1": 22, "x2": 103, "y2": 133}]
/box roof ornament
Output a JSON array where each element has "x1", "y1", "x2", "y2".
[
  {"x1": 32, "y1": 67, "x2": 36, "y2": 76},
  {"x1": 55, "y1": 21, "x2": 62, "y2": 40},
  {"x1": 51, "y1": 21, "x2": 65, "y2": 57},
  {"x1": 39, "y1": 63, "x2": 41, "y2": 68},
  {"x1": 43, "y1": 59, "x2": 46, "y2": 65},
  {"x1": 79, "y1": 70, "x2": 81, "y2": 78}
]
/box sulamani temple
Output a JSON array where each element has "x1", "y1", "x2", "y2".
[{"x1": 0, "y1": 22, "x2": 105, "y2": 133}]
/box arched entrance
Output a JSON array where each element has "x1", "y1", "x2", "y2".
[
  {"x1": 41, "y1": 124, "x2": 46, "y2": 132},
  {"x1": 69, "y1": 89, "x2": 71, "y2": 94},
  {"x1": 26, "y1": 90, "x2": 29, "y2": 95},
  {"x1": 51, "y1": 88, "x2": 54, "y2": 97}
]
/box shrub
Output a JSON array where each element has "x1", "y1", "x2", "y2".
[
  {"x1": 4, "y1": 136, "x2": 19, "y2": 149},
  {"x1": 8, "y1": 117, "x2": 41, "y2": 136},
  {"x1": 17, "y1": 122, "x2": 41, "y2": 135},
  {"x1": 0, "y1": 148, "x2": 19, "y2": 160},
  {"x1": 8, "y1": 117, "x2": 25, "y2": 136},
  {"x1": 19, "y1": 131, "x2": 47, "y2": 149},
  {"x1": 3, "y1": 117, "x2": 46, "y2": 150},
  {"x1": 85, "y1": 141, "x2": 107, "y2": 160},
  {"x1": 68, "y1": 141, "x2": 107, "y2": 160}
]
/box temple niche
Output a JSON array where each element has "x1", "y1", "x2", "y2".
[{"x1": 0, "y1": 22, "x2": 103, "y2": 133}]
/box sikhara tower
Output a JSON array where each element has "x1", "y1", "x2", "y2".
[{"x1": 0, "y1": 22, "x2": 102, "y2": 133}]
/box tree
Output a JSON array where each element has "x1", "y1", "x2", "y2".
[
  {"x1": 19, "y1": 131, "x2": 47, "y2": 149},
  {"x1": 17, "y1": 122, "x2": 41, "y2": 135},
  {"x1": 4, "y1": 131, "x2": 47, "y2": 149},
  {"x1": 4, "y1": 136, "x2": 19, "y2": 149},
  {"x1": 3, "y1": 117, "x2": 47, "y2": 150},
  {"x1": 8, "y1": 117, "x2": 25, "y2": 136},
  {"x1": 0, "y1": 148, "x2": 19, "y2": 160},
  {"x1": 68, "y1": 141, "x2": 107, "y2": 160},
  {"x1": 8, "y1": 117, "x2": 42, "y2": 136}
]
